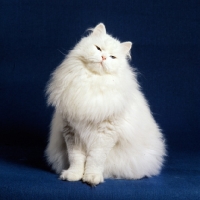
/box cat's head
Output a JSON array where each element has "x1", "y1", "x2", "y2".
[{"x1": 73, "y1": 23, "x2": 132, "y2": 75}]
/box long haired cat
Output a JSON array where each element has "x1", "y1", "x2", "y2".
[{"x1": 45, "y1": 23, "x2": 166, "y2": 186}]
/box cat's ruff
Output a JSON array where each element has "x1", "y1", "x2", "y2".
[{"x1": 45, "y1": 23, "x2": 166, "y2": 186}]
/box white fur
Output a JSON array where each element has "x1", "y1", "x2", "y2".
[{"x1": 45, "y1": 23, "x2": 166, "y2": 185}]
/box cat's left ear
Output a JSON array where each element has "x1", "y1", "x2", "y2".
[
  {"x1": 121, "y1": 42, "x2": 132, "y2": 56},
  {"x1": 92, "y1": 23, "x2": 106, "y2": 36}
]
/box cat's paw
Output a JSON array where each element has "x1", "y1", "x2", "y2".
[
  {"x1": 60, "y1": 170, "x2": 83, "y2": 181},
  {"x1": 82, "y1": 173, "x2": 104, "y2": 186}
]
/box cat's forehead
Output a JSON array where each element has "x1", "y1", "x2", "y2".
[{"x1": 93, "y1": 34, "x2": 120, "y2": 50}]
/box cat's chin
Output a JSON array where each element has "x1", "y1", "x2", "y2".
[{"x1": 86, "y1": 62, "x2": 106, "y2": 75}]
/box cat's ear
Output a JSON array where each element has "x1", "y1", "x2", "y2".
[
  {"x1": 91, "y1": 23, "x2": 106, "y2": 36},
  {"x1": 121, "y1": 42, "x2": 132, "y2": 54},
  {"x1": 121, "y1": 42, "x2": 132, "y2": 58}
]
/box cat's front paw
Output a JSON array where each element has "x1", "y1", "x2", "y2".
[
  {"x1": 60, "y1": 169, "x2": 83, "y2": 181},
  {"x1": 82, "y1": 173, "x2": 104, "y2": 186}
]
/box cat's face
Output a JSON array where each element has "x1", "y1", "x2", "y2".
[{"x1": 74, "y1": 23, "x2": 132, "y2": 75}]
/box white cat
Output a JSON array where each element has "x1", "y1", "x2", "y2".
[{"x1": 45, "y1": 23, "x2": 166, "y2": 186}]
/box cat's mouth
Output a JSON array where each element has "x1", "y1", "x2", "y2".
[
  {"x1": 100, "y1": 62, "x2": 104, "y2": 67},
  {"x1": 92, "y1": 62, "x2": 103, "y2": 69},
  {"x1": 91, "y1": 61, "x2": 104, "y2": 67},
  {"x1": 83, "y1": 58, "x2": 103, "y2": 67}
]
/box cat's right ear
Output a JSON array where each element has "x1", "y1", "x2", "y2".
[{"x1": 91, "y1": 23, "x2": 106, "y2": 36}]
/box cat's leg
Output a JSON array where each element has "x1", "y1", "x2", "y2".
[
  {"x1": 60, "y1": 125, "x2": 86, "y2": 181},
  {"x1": 82, "y1": 122, "x2": 117, "y2": 185}
]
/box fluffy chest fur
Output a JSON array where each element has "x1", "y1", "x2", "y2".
[{"x1": 47, "y1": 58, "x2": 134, "y2": 123}]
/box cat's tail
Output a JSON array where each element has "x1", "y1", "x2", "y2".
[{"x1": 45, "y1": 111, "x2": 69, "y2": 174}]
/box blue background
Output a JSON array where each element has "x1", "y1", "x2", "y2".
[{"x1": 0, "y1": 0, "x2": 199, "y2": 199}]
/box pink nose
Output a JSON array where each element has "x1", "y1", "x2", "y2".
[{"x1": 102, "y1": 56, "x2": 106, "y2": 60}]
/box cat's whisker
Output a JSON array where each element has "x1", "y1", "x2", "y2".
[{"x1": 57, "y1": 49, "x2": 67, "y2": 56}]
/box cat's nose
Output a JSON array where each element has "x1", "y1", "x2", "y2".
[{"x1": 102, "y1": 55, "x2": 106, "y2": 60}]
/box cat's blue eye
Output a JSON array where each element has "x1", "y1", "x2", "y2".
[
  {"x1": 95, "y1": 45, "x2": 101, "y2": 51},
  {"x1": 110, "y1": 56, "x2": 116, "y2": 59}
]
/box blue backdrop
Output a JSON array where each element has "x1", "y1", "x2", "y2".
[{"x1": 0, "y1": 0, "x2": 199, "y2": 199}]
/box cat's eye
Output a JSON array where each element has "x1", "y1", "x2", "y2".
[
  {"x1": 95, "y1": 45, "x2": 101, "y2": 51},
  {"x1": 110, "y1": 56, "x2": 116, "y2": 59}
]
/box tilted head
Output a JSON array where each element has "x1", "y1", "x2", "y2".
[{"x1": 72, "y1": 23, "x2": 132, "y2": 75}]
